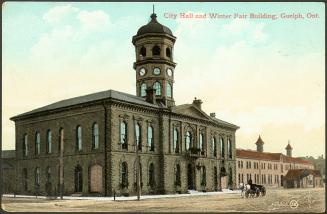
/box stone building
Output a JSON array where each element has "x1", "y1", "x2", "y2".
[
  {"x1": 1, "y1": 150, "x2": 16, "y2": 194},
  {"x1": 9, "y1": 12, "x2": 239, "y2": 197},
  {"x1": 236, "y1": 136, "x2": 314, "y2": 188}
]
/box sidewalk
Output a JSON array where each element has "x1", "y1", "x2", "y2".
[{"x1": 3, "y1": 189, "x2": 241, "y2": 201}]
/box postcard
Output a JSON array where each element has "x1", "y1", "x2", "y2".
[{"x1": 1, "y1": 1, "x2": 325, "y2": 213}]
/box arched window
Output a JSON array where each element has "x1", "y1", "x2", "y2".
[
  {"x1": 140, "y1": 83, "x2": 147, "y2": 97},
  {"x1": 140, "y1": 47, "x2": 146, "y2": 57},
  {"x1": 121, "y1": 162, "x2": 128, "y2": 188},
  {"x1": 74, "y1": 165, "x2": 83, "y2": 192},
  {"x1": 92, "y1": 123, "x2": 99, "y2": 150},
  {"x1": 35, "y1": 132, "x2": 40, "y2": 155},
  {"x1": 59, "y1": 128, "x2": 64, "y2": 152},
  {"x1": 47, "y1": 130, "x2": 52, "y2": 154},
  {"x1": 135, "y1": 123, "x2": 141, "y2": 150},
  {"x1": 166, "y1": 83, "x2": 172, "y2": 98},
  {"x1": 22, "y1": 168, "x2": 28, "y2": 191},
  {"x1": 46, "y1": 166, "x2": 51, "y2": 184},
  {"x1": 149, "y1": 163, "x2": 155, "y2": 188},
  {"x1": 166, "y1": 47, "x2": 171, "y2": 58},
  {"x1": 35, "y1": 167, "x2": 40, "y2": 187},
  {"x1": 199, "y1": 133, "x2": 204, "y2": 152},
  {"x1": 90, "y1": 165, "x2": 103, "y2": 193},
  {"x1": 220, "y1": 138, "x2": 225, "y2": 158},
  {"x1": 153, "y1": 82, "x2": 161, "y2": 95},
  {"x1": 76, "y1": 126, "x2": 82, "y2": 151},
  {"x1": 175, "y1": 164, "x2": 181, "y2": 186},
  {"x1": 173, "y1": 128, "x2": 179, "y2": 153},
  {"x1": 201, "y1": 166, "x2": 206, "y2": 186},
  {"x1": 152, "y1": 45, "x2": 160, "y2": 56},
  {"x1": 228, "y1": 138, "x2": 232, "y2": 159},
  {"x1": 148, "y1": 126, "x2": 154, "y2": 151},
  {"x1": 120, "y1": 122, "x2": 128, "y2": 150},
  {"x1": 186, "y1": 131, "x2": 192, "y2": 150},
  {"x1": 23, "y1": 134, "x2": 28, "y2": 157},
  {"x1": 212, "y1": 137, "x2": 217, "y2": 157}
]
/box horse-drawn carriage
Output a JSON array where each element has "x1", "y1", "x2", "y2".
[{"x1": 239, "y1": 180, "x2": 266, "y2": 198}]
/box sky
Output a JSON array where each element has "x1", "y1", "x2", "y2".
[{"x1": 2, "y1": 2, "x2": 325, "y2": 158}]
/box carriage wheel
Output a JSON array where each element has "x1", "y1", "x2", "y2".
[{"x1": 245, "y1": 191, "x2": 249, "y2": 198}]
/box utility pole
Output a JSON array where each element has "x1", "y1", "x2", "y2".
[{"x1": 133, "y1": 116, "x2": 141, "y2": 201}]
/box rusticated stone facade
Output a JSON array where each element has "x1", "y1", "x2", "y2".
[{"x1": 9, "y1": 12, "x2": 239, "y2": 197}]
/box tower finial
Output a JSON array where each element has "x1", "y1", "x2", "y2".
[{"x1": 153, "y1": 4, "x2": 155, "y2": 14}]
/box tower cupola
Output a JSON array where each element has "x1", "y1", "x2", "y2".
[
  {"x1": 132, "y1": 10, "x2": 176, "y2": 107},
  {"x1": 255, "y1": 135, "x2": 264, "y2": 152},
  {"x1": 285, "y1": 141, "x2": 293, "y2": 157}
]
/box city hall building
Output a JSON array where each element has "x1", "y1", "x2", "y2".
[
  {"x1": 236, "y1": 136, "x2": 315, "y2": 188},
  {"x1": 9, "y1": 12, "x2": 239, "y2": 196}
]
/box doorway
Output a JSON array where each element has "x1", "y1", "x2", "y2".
[{"x1": 187, "y1": 164, "x2": 194, "y2": 190}]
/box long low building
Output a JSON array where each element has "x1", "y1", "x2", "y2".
[
  {"x1": 236, "y1": 136, "x2": 315, "y2": 188},
  {"x1": 283, "y1": 169, "x2": 323, "y2": 188}
]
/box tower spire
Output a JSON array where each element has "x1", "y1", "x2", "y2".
[{"x1": 153, "y1": 4, "x2": 154, "y2": 14}]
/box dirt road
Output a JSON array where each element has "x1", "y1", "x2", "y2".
[{"x1": 2, "y1": 188, "x2": 325, "y2": 212}]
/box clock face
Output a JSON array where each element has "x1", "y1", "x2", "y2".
[
  {"x1": 139, "y1": 68, "x2": 146, "y2": 76},
  {"x1": 153, "y1": 67, "x2": 161, "y2": 75},
  {"x1": 167, "y1": 68, "x2": 173, "y2": 76}
]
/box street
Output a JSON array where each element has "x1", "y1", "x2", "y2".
[{"x1": 2, "y1": 188, "x2": 325, "y2": 212}]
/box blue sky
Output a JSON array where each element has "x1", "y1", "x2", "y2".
[{"x1": 2, "y1": 2, "x2": 325, "y2": 157}]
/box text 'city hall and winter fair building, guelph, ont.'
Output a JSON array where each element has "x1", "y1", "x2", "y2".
[{"x1": 2, "y1": 12, "x2": 323, "y2": 197}]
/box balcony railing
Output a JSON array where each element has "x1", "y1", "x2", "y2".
[{"x1": 185, "y1": 147, "x2": 205, "y2": 159}]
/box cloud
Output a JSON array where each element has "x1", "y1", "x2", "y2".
[
  {"x1": 43, "y1": 4, "x2": 79, "y2": 24},
  {"x1": 77, "y1": 10, "x2": 111, "y2": 31}
]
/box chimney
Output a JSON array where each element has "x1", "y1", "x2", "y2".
[
  {"x1": 145, "y1": 87, "x2": 156, "y2": 104},
  {"x1": 210, "y1": 113, "x2": 216, "y2": 117},
  {"x1": 193, "y1": 97, "x2": 203, "y2": 110}
]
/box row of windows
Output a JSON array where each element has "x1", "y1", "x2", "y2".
[
  {"x1": 22, "y1": 121, "x2": 233, "y2": 158},
  {"x1": 238, "y1": 173, "x2": 280, "y2": 185},
  {"x1": 140, "y1": 82, "x2": 172, "y2": 97},
  {"x1": 22, "y1": 165, "x2": 102, "y2": 193},
  {"x1": 120, "y1": 122, "x2": 155, "y2": 151},
  {"x1": 237, "y1": 161, "x2": 280, "y2": 171},
  {"x1": 139, "y1": 46, "x2": 171, "y2": 58},
  {"x1": 172, "y1": 128, "x2": 233, "y2": 158},
  {"x1": 120, "y1": 162, "x2": 157, "y2": 189},
  {"x1": 22, "y1": 123, "x2": 99, "y2": 157}
]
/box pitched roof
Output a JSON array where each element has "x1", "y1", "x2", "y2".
[
  {"x1": 255, "y1": 135, "x2": 264, "y2": 145},
  {"x1": 284, "y1": 169, "x2": 321, "y2": 180},
  {"x1": 236, "y1": 148, "x2": 314, "y2": 165},
  {"x1": 284, "y1": 156, "x2": 312, "y2": 165},
  {"x1": 172, "y1": 104, "x2": 239, "y2": 129},
  {"x1": 285, "y1": 143, "x2": 293, "y2": 150},
  {"x1": 10, "y1": 90, "x2": 160, "y2": 120},
  {"x1": 236, "y1": 149, "x2": 282, "y2": 161}
]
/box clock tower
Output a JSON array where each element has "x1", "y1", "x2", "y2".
[{"x1": 132, "y1": 11, "x2": 176, "y2": 107}]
